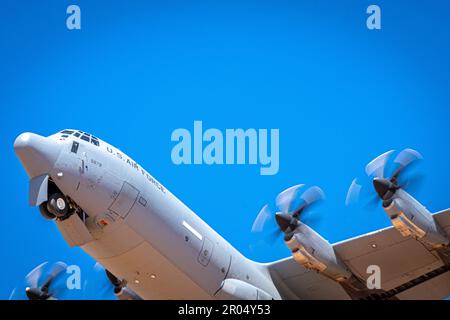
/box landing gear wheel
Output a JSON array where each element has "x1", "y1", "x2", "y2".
[
  {"x1": 38, "y1": 202, "x2": 56, "y2": 220},
  {"x1": 47, "y1": 193, "x2": 70, "y2": 218}
]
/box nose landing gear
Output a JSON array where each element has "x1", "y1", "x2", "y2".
[
  {"x1": 39, "y1": 193, "x2": 71, "y2": 220},
  {"x1": 38, "y1": 203, "x2": 56, "y2": 220}
]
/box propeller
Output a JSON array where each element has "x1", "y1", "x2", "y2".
[
  {"x1": 9, "y1": 261, "x2": 68, "y2": 300},
  {"x1": 346, "y1": 148, "x2": 423, "y2": 208},
  {"x1": 93, "y1": 262, "x2": 125, "y2": 299},
  {"x1": 252, "y1": 184, "x2": 325, "y2": 243}
]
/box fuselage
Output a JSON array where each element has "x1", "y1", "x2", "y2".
[{"x1": 14, "y1": 130, "x2": 281, "y2": 300}]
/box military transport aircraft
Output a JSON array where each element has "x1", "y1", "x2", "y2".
[{"x1": 13, "y1": 130, "x2": 450, "y2": 299}]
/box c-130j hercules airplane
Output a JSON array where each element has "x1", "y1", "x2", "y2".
[{"x1": 13, "y1": 130, "x2": 450, "y2": 300}]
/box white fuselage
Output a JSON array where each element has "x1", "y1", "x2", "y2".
[{"x1": 21, "y1": 131, "x2": 281, "y2": 300}]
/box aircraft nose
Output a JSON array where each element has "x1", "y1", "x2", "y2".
[
  {"x1": 373, "y1": 177, "x2": 391, "y2": 200},
  {"x1": 14, "y1": 132, "x2": 61, "y2": 178}
]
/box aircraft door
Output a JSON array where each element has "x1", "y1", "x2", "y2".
[
  {"x1": 108, "y1": 181, "x2": 140, "y2": 218},
  {"x1": 198, "y1": 237, "x2": 214, "y2": 267},
  {"x1": 196, "y1": 237, "x2": 232, "y2": 293}
]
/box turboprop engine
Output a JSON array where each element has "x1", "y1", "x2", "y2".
[{"x1": 252, "y1": 185, "x2": 352, "y2": 283}]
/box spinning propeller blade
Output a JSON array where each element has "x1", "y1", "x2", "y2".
[
  {"x1": 347, "y1": 148, "x2": 424, "y2": 207},
  {"x1": 252, "y1": 185, "x2": 325, "y2": 243}
]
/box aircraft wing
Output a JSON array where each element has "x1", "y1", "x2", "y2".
[{"x1": 267, "y1": 209, "x2": 450, "y2": 300}]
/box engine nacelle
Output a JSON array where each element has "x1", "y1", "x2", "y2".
[
  {"x1": 214, "y1": 279, "x2": 273, "y2": 300},
  {"x1": 384, "y1": 193, "x2": 449, "y2": 249},
  {"x1": 115, "y1": 286, "x2": 142, "y2": 300},
  {"x1": 285, "y1": 223, "x2": 351, "y2": 282}
]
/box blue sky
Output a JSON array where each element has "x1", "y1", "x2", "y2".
[{"x1": 1, "y1": 1, "x2": 450, "y2": 299}]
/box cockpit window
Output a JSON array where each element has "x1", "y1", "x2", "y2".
[
  {"x1": 80, "y1": 135, "x2": 90, "y2": 142},
  {"x1": 91, "y1": 138, "x2": 100, "y2": 146},
  {"x1": 62, "y1": 129, "x2": 101, "y2": 147}
]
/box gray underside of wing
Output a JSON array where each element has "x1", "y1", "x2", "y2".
[
  {"x1": 267, "y1": 209, "x2": 450, "y2": 300},
  {"x1": 268, "y1": 257, "x2": 351, "y2": 299}
]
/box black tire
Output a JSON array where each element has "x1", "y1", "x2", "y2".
[
  {"x1": 47, "y1": 193, "x2": 70, "y2": 218},
  {"x1": 38, "y1": 202, "x2": 56, "y2": 220}
]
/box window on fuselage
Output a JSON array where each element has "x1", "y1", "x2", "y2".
[
  {"x1": 71, "y1": 141, "x2": 79, "y2": 153},
  {"x1": 80, "y1": 135, "x2": 90, "y2": 142}
]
